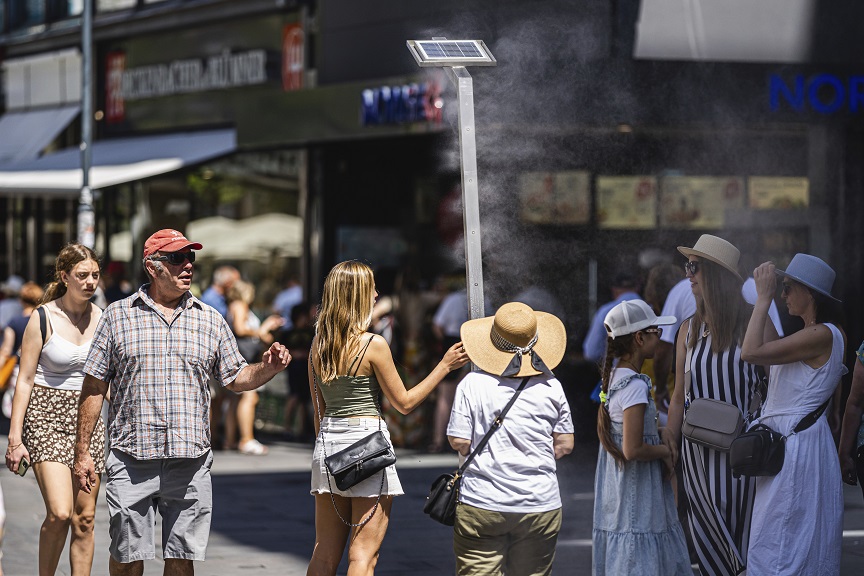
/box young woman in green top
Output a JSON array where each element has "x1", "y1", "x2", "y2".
[{"x1": 307, "y1": 260, "x2": 468, "y2": 576}]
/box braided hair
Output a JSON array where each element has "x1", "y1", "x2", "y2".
[{"x1": 596, "y1": 333, "x2": 638, "y2": 466}]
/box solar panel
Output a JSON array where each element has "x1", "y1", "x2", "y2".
[{"x1": 407, "y1": 40, "x2": 497, "y2": 67}]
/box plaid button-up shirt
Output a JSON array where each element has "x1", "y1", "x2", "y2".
[{"x1": 85, "y1": 285, "x2": 246, "y2": 460}]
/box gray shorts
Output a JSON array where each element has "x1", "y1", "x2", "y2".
[{"x1": 105, "y1": 449, "x2": 213, "y2": 563}]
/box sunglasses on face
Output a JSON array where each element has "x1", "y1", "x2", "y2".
[
  {"x1": 684, "y1": 261, "x2": 699, "y2": 276},
  {"x1": 781, "y1": 283, "x2": 793, "y2": 296},
  {"x1": 151, "y1": 251, "x2": 196, "y2": 265},
  {"x1": 643, "y1": 327, "x2": 663, "y2": 336}
]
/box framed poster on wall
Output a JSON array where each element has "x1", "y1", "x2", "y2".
[
  {"x1": 596, "y1": 176, "x2": 657, "y2": 229},
  {"x1": 660, "y1": 176, "x2": 745, "y2": 229},
  {"x1": 519, "y1": 171, "x2": 590, "y2": 225},
  {"x1": 748, "y1": 177, "x2": 809, "y2": 209}
]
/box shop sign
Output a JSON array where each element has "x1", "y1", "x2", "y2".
[
  {"x1": 109, "y1": 49, "x2": 268, "y2": 102},
  {"x1": 361, "y1": 82, "x2": 442, "y2": 126},
  {"x1": 282, "y1": 22, "x2": 304, "y2": 91},
  {"x1": 769, "y1": 73, "x2": 864, "y2": 114}
]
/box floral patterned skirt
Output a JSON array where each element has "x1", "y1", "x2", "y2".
[{"x1": 23, "y1": 385, "x2": 106, "y2": 473}]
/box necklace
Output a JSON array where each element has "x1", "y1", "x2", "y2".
[
  {"x1": 58, "y1": 298, "x2": 88, "y2": 327},
  {"x1": 618, "y1": 360, "x2": 640, "y2": 373}
]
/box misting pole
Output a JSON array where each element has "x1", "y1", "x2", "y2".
[
  {"x1": 406, "y1": 38, "x2": 496, "y2": 319},
  {"x1": 78, "y1": 0, "x2": 95, "y2": 248}
]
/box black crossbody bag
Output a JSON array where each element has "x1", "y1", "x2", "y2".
[
  {"x1": 312, "y1": 335, "x2": 397, "y2": 527},
  {"x1": 730, "y1": 396, "x2": 829, "y2": 478},
  {"x1": 424, "y1": 376, "x2": 531, "y2": 526}
]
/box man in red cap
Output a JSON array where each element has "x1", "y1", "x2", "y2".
[{"x1": 72, "y1": 229, "x2": 291, "y2": 576}]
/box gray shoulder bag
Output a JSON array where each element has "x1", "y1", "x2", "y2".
[{"x1": 680, "y1": 319, "x2": 758, "y2": 452}]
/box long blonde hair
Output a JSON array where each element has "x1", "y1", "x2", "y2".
[{"x1": 314, "y1": 261, "x2": 375, "y2": 382}]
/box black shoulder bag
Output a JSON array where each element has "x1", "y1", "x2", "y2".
[
  {"x1": 312, "y1": 335, "x2": 397, "y2": 527},
  {"x1": 730, "y1": 395, "x2": 829, "y2": 478},
  {"x1": 424, "y1": 376, "x2": 530, "y2": 526}
]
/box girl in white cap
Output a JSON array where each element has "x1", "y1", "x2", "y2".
[{"x1": 593, "y1": 299, "x2": 691, "y2": 575}]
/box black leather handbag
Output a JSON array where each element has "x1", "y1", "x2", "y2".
[
  {"x1": 424, "y1": 376, "x2": 531, "y2": 526},
  {"x1": 424, "y1": 472, "x2": 461, "y2": 526},
  {"x1": 730, "y1": 399, "x2": 829, "y2": 478},
  {"x1": 729, "y1": 424, "x2": 786, "y2": 478},
  {"x1": 324, "y1": 430, "x2": 396, "y2": 491}
]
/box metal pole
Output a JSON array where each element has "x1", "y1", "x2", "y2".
[
  {"x1": 78, "y1": 0, "x2": 95, "y2": 248},
  {"x1": 448, "y1": 66, "x2": 485, "y2": 320}
]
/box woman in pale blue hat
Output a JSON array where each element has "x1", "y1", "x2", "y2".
[{"x1": 742, "y1": 254, "x2": 846, "y2": 575}]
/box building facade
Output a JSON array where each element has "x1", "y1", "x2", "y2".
[{"x1": 0, "y1": 0, "x2": 862, "y2": 355}]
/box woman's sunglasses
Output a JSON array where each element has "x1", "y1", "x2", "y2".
[
  {"x1": 643, "y1": 327, "x2": 663, "y2": 336},
  {"x1": 151, "y1": 251, "x2": 196, "y2": 265},
  {"x1": 684, "y1": 261, "x2": 699, "y2": 275}
]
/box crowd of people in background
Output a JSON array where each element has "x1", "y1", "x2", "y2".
[{"x1": 0, "y1": 228, "x2": 863, "y2": 576}]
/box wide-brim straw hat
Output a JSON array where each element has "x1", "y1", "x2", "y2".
[
  {"x1": 461, "y1": 302, "x2": 566, "y2": 378},
  {"x1": 776, "y1": 253, "x2": 841, "y2": 303},
  {"x1": 678, "y1": 234, "x2": 743, "y2": 281}
]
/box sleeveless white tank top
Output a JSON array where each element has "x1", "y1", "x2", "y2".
[{"x1": 33, "y1": 307, "x2": 91, "y2": 391}]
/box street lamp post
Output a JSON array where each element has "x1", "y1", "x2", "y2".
[
  {"x1": 78, "y1": 0, "x2": 95, "y2": 248},
  {"x1": 406, "y1": 38, "x2": 496, "y2": 320}
]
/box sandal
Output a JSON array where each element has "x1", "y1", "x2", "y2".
[{"x1": 238, "y1": 439, "x2": 269, "y2": 456}]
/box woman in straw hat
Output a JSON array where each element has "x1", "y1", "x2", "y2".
[
  {"x1": 665, "y1": 234, "x2": 773, "y2": 576},
  {"x1": 446, "y1": 302, "x2": 574, "y2": 576},
  {"x1": 742, "y1": 254, "x2": 845, "y2": 575},
  {"x1": 307, "y1": 261, "x2": 468, "y2": 576}
]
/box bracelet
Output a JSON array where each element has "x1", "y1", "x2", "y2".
[{"x1": 6, "y1": 442, "x2": 21, "y2": 453}]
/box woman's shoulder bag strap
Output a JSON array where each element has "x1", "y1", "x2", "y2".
[
  {"x1": 456, "y1": 376, "x2": 531, "y2": 475},
  {"x1": 36, "y1": 307, "x2": 47, "y2": 344}
]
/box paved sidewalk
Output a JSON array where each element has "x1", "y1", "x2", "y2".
[{"x1": 2, "y1": 436, "x2": 864, "y2": 574}]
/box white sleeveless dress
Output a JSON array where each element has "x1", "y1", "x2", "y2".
[{"x1": 747, "y1": 323, "x2": 846, "y2": 575}]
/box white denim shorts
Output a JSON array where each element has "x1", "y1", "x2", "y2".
[{"x1": 311, "y1": 417, "x2": 404, "y2": 497}]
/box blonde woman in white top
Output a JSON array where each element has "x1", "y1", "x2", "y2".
[{"x1": 5, "y1": 244, "x2": 105, "y2": 576}]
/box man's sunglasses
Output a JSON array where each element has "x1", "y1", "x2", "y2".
[
  {"x1": 684, "y1": 261, "x2": 700, "y2": 276},
  {"x1": 151, "y1": 251, "x2": 195, "y2": 265}
]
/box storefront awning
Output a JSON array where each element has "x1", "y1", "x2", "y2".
[
  {"x1": 0, "y1": 104, "x2": 81, "y2": 164},
  {"x1": 0, "y1": 128, "x2": 236, "y2": 197}
]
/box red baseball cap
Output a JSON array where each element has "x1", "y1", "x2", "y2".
[{"x1": 143, "y1": 229, "x2": 203, "y2": 258}]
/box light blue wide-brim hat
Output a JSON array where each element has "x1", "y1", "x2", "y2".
[{"x1": 776, "y1": 253, "x2": 841, "y2": 303}]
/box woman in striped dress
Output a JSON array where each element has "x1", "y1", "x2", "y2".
[{"x1": 665, "y1": 235, "x2": 776, "y2": 575}]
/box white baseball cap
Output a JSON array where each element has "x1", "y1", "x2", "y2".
[{"x1": 604, "y1": 299, "x2": 677, "y2": 339}]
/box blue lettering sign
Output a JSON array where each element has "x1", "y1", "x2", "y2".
[
  {"x1": 360, "y1": 82, "x2": 442, "y2": 126},
  {"x1": 770, "y1": 73, "x2": 864, "y2": 114}
]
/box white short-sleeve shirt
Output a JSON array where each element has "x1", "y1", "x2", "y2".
[
  {"x1": 606, "y1": 367, "x2": 649, "y2": 422},
  {"x1": 447, "y1": 371, "x2": 574, "y2": 513}
]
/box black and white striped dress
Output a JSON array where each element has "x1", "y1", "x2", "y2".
[{"x1": 681, "y1": 323, "x2": 759, "y2": 576}]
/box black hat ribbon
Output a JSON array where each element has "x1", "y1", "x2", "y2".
[{"x1": 490, "y1": 327, "x2": 551, "y2": 377}]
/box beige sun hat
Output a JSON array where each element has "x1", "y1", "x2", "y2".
[
  {"x1": 460, "y1": 302, "x2": 566, "y2": 378},
  {"x1": 677, "y1": 234, "x2": 743, "y2": 281}
]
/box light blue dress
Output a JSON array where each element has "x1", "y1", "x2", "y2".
[{"x1": 592, "y1": 373, "x2": 691, "y2": 576}]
